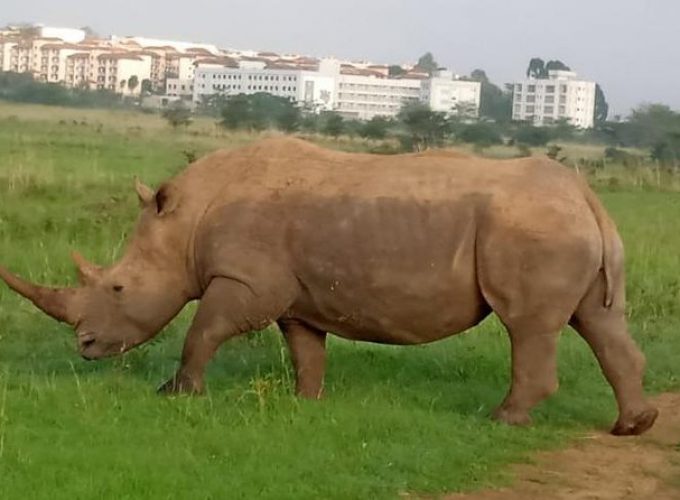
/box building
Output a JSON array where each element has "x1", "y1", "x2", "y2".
[
  {"x1": 191, "y1": 57, "x2": 480, "y2": 120},
  {"x1": 335, "y1": 65, "x2": 423, "y2": 120},
  {"x1": 512, "y1": 70, "x2": 596, "y2": 128},
  {"x1": 0, "y1": 25, "x2": 221, "y2": 96},
  {"x1": 421, "y1": 70, "x2": 481, "y2": 117},
  {"x1": 192, "y1": 59, "x2": 336, "y2": 111},
  {"x1": 0, "y1": 23, "x2": 484, "y2": 116},
  {"x1": 35, "y1": 26, "x2": 86, "y2": 44}
]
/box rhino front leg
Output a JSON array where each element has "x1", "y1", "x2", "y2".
[
  {"x1": 278, "y1": 320, "x2": 327, "y2": 399},
  {"x1": 158, "y1": 277, "x2": 295, "y2": 395}
]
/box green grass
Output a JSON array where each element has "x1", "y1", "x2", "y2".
[{"x1": 0, "y1": 102, "x2": 679, "y2": 499}]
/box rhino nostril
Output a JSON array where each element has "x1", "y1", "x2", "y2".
[{"x1": 81, "y1": 338, "x2": 95, "y2": 349}]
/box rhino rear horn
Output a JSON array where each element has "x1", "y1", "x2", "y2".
[
  {"x1": 0, "y1": 265, "x2": 78, "y2": 325},
  {"x1": 71, "y1": 251, "x2": 102, "y2": 285}
]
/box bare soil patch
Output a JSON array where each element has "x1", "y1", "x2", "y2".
[{"x1": 447, "y1": 393, "x2": 680, "y2": 500}]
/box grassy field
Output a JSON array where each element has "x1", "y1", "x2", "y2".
[{"x1": 0, "y1": 102, "x2": 679, "y2": 499}]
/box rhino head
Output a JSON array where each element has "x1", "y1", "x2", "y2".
[{"x1": 0, "y1": 179, "x2": 198, "y2": 360}]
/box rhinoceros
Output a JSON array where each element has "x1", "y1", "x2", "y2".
[{"x1": 0, "y1": 137, "x2": 658, "y2": 435}]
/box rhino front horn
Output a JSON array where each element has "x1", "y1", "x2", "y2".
[{"x1": 0, "y1": 265, "x2": 78, "y2": 325}]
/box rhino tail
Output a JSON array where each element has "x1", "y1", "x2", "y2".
[{"x1": 580, "y1": 178, "x2": 624, "y2": 308}]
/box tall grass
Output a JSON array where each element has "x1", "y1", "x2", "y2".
[{"x1": 0, "y1": 103, "x2": 679, "y2": 499}]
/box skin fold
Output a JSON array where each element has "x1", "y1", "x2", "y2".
[{"x1": 0, "y1": 137, "x2": 658, "y2": 436}]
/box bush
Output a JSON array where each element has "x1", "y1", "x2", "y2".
[
  {"x1": 162, "y1": 104, "x2": 192, "y2": 128},
  {"x1": 513, "y1": 125, "x2": 551, "y2": 147},
  {"x1": 0, "y1": 71, "x2": 123, "y2": 108},
  {"x1": 458, "y1": 122, "x2": 503, "y2": 147}
]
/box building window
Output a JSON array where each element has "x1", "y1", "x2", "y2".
[
  {"x1": 545, "y1": 96, "x2": 554, "y2": 104},
  {"x1": 527, "y1": 85, "x2": 536, "y2": 93},
  {"x1": 560, "y1": 85, "x2": 568, "y2": 93},
  {"x1": 526, "y1": 105, "x2": 535, "y2": 113},
  {"x1": 558, "y1": 106, "x2": 566, "y2": 115},
  {"x1": 526, "y1": 95, "x2": 535, "y2": 103},
  {"x1": 546, "y1": 85, "x2": 555, "y2": 93},
  {"x1": 544, "y1": 106, "x2": 554, "y2": 114}
]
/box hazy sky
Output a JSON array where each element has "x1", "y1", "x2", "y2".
[{"x1": 3, "y1": 0, "x2": 678, "y2": 115}]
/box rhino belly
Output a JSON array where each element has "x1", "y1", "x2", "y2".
[{"x1": 284, "y1": 197, "x2": 488, "y2": 344}]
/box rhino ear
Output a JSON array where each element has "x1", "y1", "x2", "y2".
[
  {"x1": 154, "y1": 183, "x2": 180, "y2": 216},
  {"x1": 134, "y1": 177, "x2": 155, "y2": 207}
]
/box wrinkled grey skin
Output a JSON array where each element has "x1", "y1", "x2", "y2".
[{"x1": 0, "y1": 138, "x2": 658, "y2": 435}]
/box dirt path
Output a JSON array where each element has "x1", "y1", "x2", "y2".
[{"x1": 447, "y1": 393, "x2": 680, "y2": 500}]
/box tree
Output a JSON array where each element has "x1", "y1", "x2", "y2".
[
  {"x1": 545, "y1": 60, "x2": 571, "y2": 73},
  {"x1": 360, "y1": 116, "x2": 392, "y2": 140},
  {"x1": 527, "y1": 57, "x2": 571, "y2": 80},
  {"x1": 551, "y1": 118, "x2": 577, "y2": 141},
  {"x1": 513, "y1": 125, "x2": 551, "y2": 147},
  {"x1": 16, "y1": 24, "x2": 41, "y2": 40},
  {"x1": 80, "y1": 26, "x2": 99, "y2": 39},
  {"x1": 469, "y1": 69, "x2": 513, "y2": 123},
  {"x1": 415, "y1": 52, "x2": 439, "y2": 75},
  {"x1": 162, "y1": 102, "x2": 192, "y2": 128},
  {"x1": 397, "y1": 102, "x2": 449, "y2": 151},
  {"x1": 140, "y1": 79, "x2": 153, "y2": 95},
  {"x1": 0, "y1": 70, "x2": 123, "y2": 108},
  {"x1": 470, "y1": 69, "x2": 489, "y2": 83},
  {"x1": 388, "y1": 65, "x2": 407, "y2": 77},
  {"x1": 127, "y1": 75, "x2": 139, "y2": 94},
  {"x1": 526, "y1": 58, "x2": 570, "y2": 79},
  {"x1": 220, "y1": 94, "x2": 253, "y2": 129},
  {"x1": 219, "y1": 93, "x2": 301, "y2": 132},
  {"x1": 594, "y1": 84, "x2": 609, "y2": 125},
  {"x1": 321, "y1": 112, "x2": 345, "y2": 137},
  {"x1": 527, "y1": 58, "x2": 547, "y2": 79},
  {"x1": 274, "y1": 100, "x2": 301, "y2": 132}
]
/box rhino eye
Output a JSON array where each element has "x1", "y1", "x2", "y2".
[{"x1": 112, "y1": 285, "x2": 124, "y2": 293}]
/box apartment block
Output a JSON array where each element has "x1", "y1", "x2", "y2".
[
  {"x1": 421, "y1": 70, "x2": 481, "y2": 116},
  {"x1": 0, "y1": 25, "x2": 218, "y2": 96},
  {"x1": 512, "y1": 70, "x2": 596, "y2": 128}
]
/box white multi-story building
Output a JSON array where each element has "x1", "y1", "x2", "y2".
[
  {"x1": 421, "y1": 70, "x2": 481, "y2": 116},
  {"x1": 191, "y1": 58, "x2": 480, "y2": 120},
  {"x1": 192, "y1": 59, "x2": 336, "y2": 111},
  {"x1": 512, "y1": 70, "x2": 596, "y2": 128},
  {"x1": 335, "y1": 68, "x2": 423, "y2": 120}
]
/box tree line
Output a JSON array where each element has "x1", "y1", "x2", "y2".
[{"x1": 2, "y1": 54, "x2": 679, "y2": 167}]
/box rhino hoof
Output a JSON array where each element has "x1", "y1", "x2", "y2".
[
  {"x1": 611, "y1": 407, "x2": 659, "y2": 436},
  {"x1": 492, "y1": 406, "x2": 533, "y2": 427},
  {"x1": 157, "y1": 375, "x2": 203, "y2": 396}
]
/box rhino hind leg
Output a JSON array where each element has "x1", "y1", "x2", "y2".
[
  {"x1": 570, "y1": 276, "x2": 658, "y2": 436},
  {"x1": 492, "y1": 316, "x2": 562, "y2": 427},
  {"x1": 278, "y1": 320, "x2": 327, "y2": 399}
]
